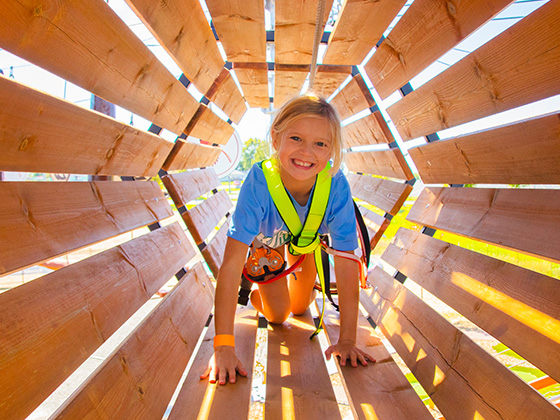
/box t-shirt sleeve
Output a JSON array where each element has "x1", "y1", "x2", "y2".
[
  {"x1": 325, "y1": 171, "x2": 358, "y2": 251},
  {"x1": 227, "y1": 165, "x2": 264, "y2": 246}
]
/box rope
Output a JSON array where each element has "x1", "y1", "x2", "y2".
[{"x1": 308, "y1": 0, "x2": 327, "y2": 91}]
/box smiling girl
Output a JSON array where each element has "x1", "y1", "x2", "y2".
[{"x1": 201, "y1": 93, "x2": 375, "y2": 385}]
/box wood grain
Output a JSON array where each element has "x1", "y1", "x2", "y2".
[
  {"x1": 205, "y1": 68, "x2": 248, "y2": 125},
  {"x1": 356, "y1": 205, "x2": 391, "y2": 250},
  {"x1": 0, "y1": 0, "x2": 198, "y2": 134},
  {"x1": 162, "y1": 140, "x2": 222, "y2": 172},
  {"x1": 347, "y1": 173, "x2": 413, "y2": 215},
  {"x1": 265, "y1": 310, "x2": 341, "y2": 420},
  {"x1": 361, "y1": 266, "x2": 560, "y2": 420},
  {"x1": 343, "y1": 112, "x2": 395, "y2": 147},
  {"x1": 318, "y1": 299, "x2": 433, "y2": 420},
  {"x1": 202, "y1": 217, "x2": 230, "y2": 278},
  {"x1": 275, "y1": 0, "x2": 334, "y2": 65},
  {"x1": 163, "y1": 168, "x2": 222, "y2": 205},
  {"x1": 384, "y1": 228, "x2": 560, "y2": 382},
  {"x1": 366, "y1": 0, "x2": 513, "y2": 99},
  {"x1": 168, "y1": 306, "x2": 258, "y2": 420},
  {"x1": 323, "y1": 0, "x2": 407, "y2": 65},
  {"x1": 274, "y1": 65, "x2": 310, "y2": 108},
  {"x1": 0, "y1": 223, "x2": 195, "y2": 420},
  {"x1": 232, "y1": 63, "x2": 270, "y2": 108},
  {"x1": 330, "y1": 74, "x2": 376, "y2": 121},
  {"x1": 185, "y1": 104, "x2": 235, "y2": 146},
  {"x1": 0, "y1": 181, "x2": 172, "y2": 276},
  {"x1": 0, "y1": 77, "x2": 172, "y2": 177},
  {"x1": 407, "y1": 186, "x2": 560, "y2": 263},
  {"x1": 345, "y1": 149, "x2": 414, "y2": 181},
  {"x1": 409, "y1": 113, "x2": 560, "y2": 185},
  {"x1": 53, "y1": 263, "x2": 214, "y2": 420},
  {"x1": 387, "y1": 0, "x2": 560, "y2": 140},
  {"x1": 205, "y1": 0, "x2": 267, "y2": 62},
  {"x1": 125, "y1": 0, "x2": 224, "y2": 94},
  {"x1": 313, "y1": 65, "x2": 352, "y2": 99},
  {"x1": 182, "y1": 190, "x2": 234, "y2": 244}
]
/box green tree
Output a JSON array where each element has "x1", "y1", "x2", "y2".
[{"x1": 236, "y1": 137, "x2": 271, "y2": 171}]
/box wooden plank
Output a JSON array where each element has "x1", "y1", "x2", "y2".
[
  {"x1": 232, "y1": 63, "x2": 270, "y2": 108},
  {"x1": 318, "y1": 300, "x2": 433, "y2": 420},
  {"x1": 125, "y1": 0, "x2": 224, "y2": 94},
  {"x1": 409, "y1": 113, "x2": 560, "y2": 185},
  {"x1": 205, "y1": 0, "x2": 267, "y2": 63},
  {"x1": 345, "y1": 149, "x2": 414, "y2": 180},
  {"x1": 361, "y1": 266, "x2": 560, "y2": 420},
  {"x1": 323, "y1": 0, "x2": 407, "y2": 65},
  {"x1": 265, "y1": 310, "x2": 341, "y2": 420},
  {"x1": 205, "y1": 68, "x2": 248, "y2": 125},
  {"x1": 387, "y1": 0, "x2": 560, "y2": 141},
  {"x1": 167, "y1": 306, "x2": 258, "y2": 420},
  {"x1": 0, "y1": 0, "x2": 198, "y2": 135},
  {"x1": 0, "y1": 181, "x2": 172, "y2": 276},
  {"x1": 162, "y1": 140, "x2": 222, "y2": 172},
  {"x1": 275, "y1": 0, "x2": 334, "y2": 65},
  {"x1": 384, "y1": 228, "x2": 560, "y2": 382},
  {"x1": 0, "y1": 223, "x2": 195, "y2": 420},
  {"x1": 202, "y1": 217, "x2": 230, "y2": 278},
  {"x1": 348, "y1": 173, "x2": 412, "y2": 215},
  {"x1": 329, "y1": 74, "x2": 375, "y2": 121},
  {"x1": 52, "y1": 262, "x2": 214, "y2": 420},
  {"x1": 407, "y1": 187, "x2": 560, "y2": 263},
  {"x1": 0, "y1": 77, "x2": 172, "y2": 177},
  {"x1": 183, "y1": 190, "x2": 233, "y2": 244},
  {"x1": 163, "y1": 168, "x2": 221, "y2": 205},
  {"x1": 366, "y1": 0, "x2": 513, "y2": 99},
  {"x1": 313, "y1": 65, "x2": 352, "y2": 99},
  {"x1": 357, "y1": 205, "x2": 391, "y2": 250},
  {"x1": 274, "y1": 65, "x2": 310, "y2": 108},
  {"x1": 343, "y1": 112, "x2": 395, "y2": 147},
  {"x1": 185, "y1": 104, "x2": 235, "y2": 146}
]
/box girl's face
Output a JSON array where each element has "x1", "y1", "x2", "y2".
[{"x1": 272, "y1": 116, "x2": 333, "y2": 184}]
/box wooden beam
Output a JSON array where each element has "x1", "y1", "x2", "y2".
[
  {"x1": 275, "y1": 0, "x2": 334, "y2": 65},
  {"x1": 125, "y1": 0, "x2": 224, "y2": 94},
  {"x1": 343, "y1": 112, "x2": 395, "y2": 147},
  {"x1": 185, "y1": 104, "x2": 235, "y2": 146},
  {"x1": 162, "y1": 168, "x2": 221, "y2": 205},
  {"x1": 345, "y1": 149, "x2": 414, "y2": 180},
  {"x1": 347, "y1": 173, "x2": 412, "y2": 215},
  {"x1": 318, "y1": 300, "x2": 433, "y2": 420},
  {"x1": 167, "y1": 306, "x2": 258, "y2": 420},
  {"x1": 313, "y1": 65, "x2": 352, "y2": 99},
  {"x1": 366, "y1": 0, "x2": 513, "y2": 99},
  {"x1": 205, "y1": 0, "x2": 267, "y2": 62},
  {"x1": 0, "y1": 223, "x2": 195, "y2": 420},
  {"x1": 274, "y1": 65, "x2": 310, "y2": 108},
  {"x1": 202, "y1": 218, "x2": 230, "y2": 278},
  {"x1": 330, "y1": 74, "x2": 376, "y2": 121},
  {"x1": 384, "y1": 228, "x2": 560, "y2": 382},
  {"x1": 409, "y1": 113, "x2": 560, "y2": 185},
  {"x1": 0, "y1": 0, "x2": 198, "y2": 134},
  {"x1": 407, "y1": 187, "x2": 560, "y2": 263},
  {"x1": 182, "y1": 190, "x2": 234, "y2": 244},
  {"x1": 387, "y1": 0, "x2": 560, "y2": 140},
  {"x1": 205, "y1": 68, "x2": 248, "y2": 125},
  {"x1": 361, "y1": 266, "x2": 560, "y2": 420},
  {"x1": 162, "y1": 140, "x2": 222, "y2": 172},
  {"x1": 0, "y1": 181, "x2": 173, "y2": 276},
  {"x1": 52, "y1": 263, "x2": 214, "y2": 420},
  {"x1": 0, "y1": 77, "x2": 172, "y2": 177},
  {"x1": 323, "y1": 0, "x2": 407, "y2": 66},
  {"x1": 265, "y1": 310, "x2": 341, "y2": 419},
  {"x1": 232, "y1": 63, "x2": 270, "y2": 108}
]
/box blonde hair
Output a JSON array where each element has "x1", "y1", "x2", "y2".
[{"x1": 269, "y1": 93, "x2": 343, "y2": 175}]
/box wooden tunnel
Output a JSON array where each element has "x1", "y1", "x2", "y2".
[{"x1": 1, "y1": 0, "x2": 559, "y2": 419}]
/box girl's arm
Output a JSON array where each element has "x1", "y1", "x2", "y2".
[
  {"x1": 200, "y1": 236, "x2": 250, "y2": 384},
  {"x1": 324, "y1": 253, "x2": 375, "y2": 367}
]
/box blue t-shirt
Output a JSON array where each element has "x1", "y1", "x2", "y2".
[{"x1": 228, "y1": 162, "x2": 358, "y2": 251}]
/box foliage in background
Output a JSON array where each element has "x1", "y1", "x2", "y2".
[{"x1": 236, "y1": 137, "x2": 271, "y2": 171}]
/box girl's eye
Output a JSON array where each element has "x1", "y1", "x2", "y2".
[
  {"x1": 290, "y1": 136, "x2": 301, "y2": 142},
  {"x1": 316, "y1": 142, "x2": 328, "y2": 148}
]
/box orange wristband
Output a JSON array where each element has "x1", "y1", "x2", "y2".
[{"x1": 213, "y1": 334, "x2": 235, "y2": 348}]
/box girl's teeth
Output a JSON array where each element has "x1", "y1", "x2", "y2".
[{"x1": 294, "y1": 160, "x2": 312, "y2": 167}]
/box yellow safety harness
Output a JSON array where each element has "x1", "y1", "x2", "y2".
[{"x1": 262, "y1": 158, "x2": 332, "y2": 338}]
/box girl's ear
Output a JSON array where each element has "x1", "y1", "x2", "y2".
[{"x1": 271, "y1": 130, "x2": 280, "y2": 151}]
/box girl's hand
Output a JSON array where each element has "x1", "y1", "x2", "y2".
[
  {"x1": 324, "y1": 339, "x2": 376, "y2": 367},
  {"x1": 200, "y1": 347, "x2": 248, "y2": 385}
]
